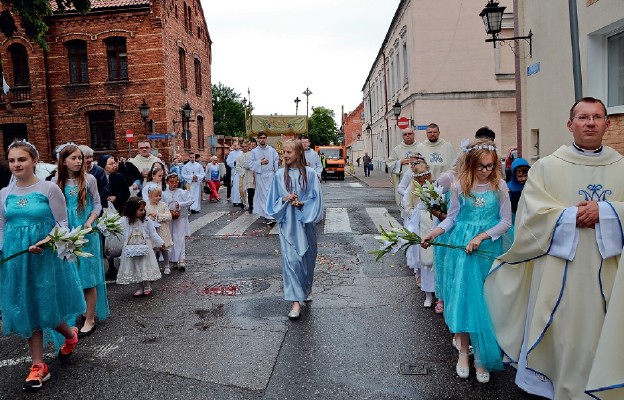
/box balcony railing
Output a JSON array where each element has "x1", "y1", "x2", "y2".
[{"x1": 0, "y1": 86, "x2": 31, "y2": 104}]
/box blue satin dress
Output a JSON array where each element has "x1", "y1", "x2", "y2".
[
  {"x1": 0, "y1": 191, "x2": 85, "y2": 340},
  {"x1": 64, "y1": 184, "x2": 110, "y2": 321},
  {"x1": 267, "y1": 167, "x2": 324, "y2": 302}
]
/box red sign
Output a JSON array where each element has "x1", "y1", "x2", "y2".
[
  {"x1": 126, "y1": 129, "x2": 134, "y2": 142},
  {"x1": 397, "y1": 117, "x2": 410, "y2": 130}
]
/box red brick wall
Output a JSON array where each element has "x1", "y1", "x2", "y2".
[
  {"x1": 343, "y1": 102, "x2": 364, "y2": 146},
  {"x1": 0, "y1": 0, "x2": 214, "y2": 163},
  {"x1": 604, "y1": 114, "x2": 624, "y2": 154}
]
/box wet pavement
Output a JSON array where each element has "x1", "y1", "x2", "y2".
[{"x1": 0, "y1": 176, "x2": 542, "y2": 400}]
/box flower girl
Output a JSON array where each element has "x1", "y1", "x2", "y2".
[
  {"x1": 117, "y1": 196, "x2": 165, "y2": 296},
  {"x1": 163, "y1": 172, "x2": 193, "y2": 270},
  {"x1": 402, "y1": 161, "x2": 435, "y2": 307},
  {"x1": 145, "y1": 186, "x2": 173, "y2": 274}
]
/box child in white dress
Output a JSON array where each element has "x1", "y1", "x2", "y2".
[
  {"x1": 116, "y1": 196, "x2": 165, "y2": 297},
  {"x1": 145, "y1": 186, "x2": 173, "y2": 274},
  {"x1": 163, "y1": 172, "x2": 193, "y2": 271},
  {"x1": 402, "y1": 162, "x2": 435, "y2": 308}
]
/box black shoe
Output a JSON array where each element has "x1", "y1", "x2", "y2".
[
  {"x1": 190, "y1": 210, "x2": 199, "y2": 214},
  {"x1": 267, "y1": 220, "x2": 276, "y2": 227},
  {"x1": 105, "y1": 269, "x2": 118, "y2": 280},
  {"x1": 78, "y1": 324, "x2": 97, "y2": 339},
  {"x1": 240, "y1": 203, "x2": 245, "y2": 209}
]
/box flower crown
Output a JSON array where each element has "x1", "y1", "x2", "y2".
[
  {"x1": 413, "y1": 169, "x2": 432, "y2": 178},
  {"x1": 55, "y1": 142, "x2": 77, "y2": 160},
  {"x1": 460, "y1": 139, "x2": 497, "y2": 153},
  {"x1": 8, "y1": 140, "x2": 40, "y2": 158}
]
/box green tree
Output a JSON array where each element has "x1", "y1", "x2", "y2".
[
  {"x1": 212, "y1": 82, "x2": 251, "y2": 137},
  {"x1": 308, "y1": 106, "x2": 338, "y2": 146},
  {"x1": 0, "y1": 1, "x2": 91, "y2": 49}
]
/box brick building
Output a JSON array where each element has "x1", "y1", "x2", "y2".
[{"x1": 0, "y1": 0, "x2": 214, "y2": 162}]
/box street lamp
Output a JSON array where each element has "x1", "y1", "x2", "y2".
[
  {"x1": 139, "y1": 99, "x2": 152, "y2": 130},
  {"x1": 294, "y1": 97, "x2": 301, "y2": 116},
  {"x1": 242, "y1": 97, "x2": 248, "y2": 135},
  {"x1": 479, "y1": 0, "x2": 533, "y2": 56},
  {"x1": 303, "y1": 87, "x2": 312, "y2": 134},
  {"x1": 392, "y1": 101, "x2": 402, "y2": 120},
  {"x1": 173, "y1": 102, "x2": 194, "y2": 151},
  {"x1": 365, "y1": 124, "x2": 374, "y2": 159}
]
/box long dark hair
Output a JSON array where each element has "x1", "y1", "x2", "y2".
[
  {"x1": 123, "y1": 196, "x2": 146, "y2": 224},
  {"x1": 56, "y1": 144, "x2": 88, "y2": 211},
  {"x1": 283, "y1": 139, "x2": 308, "y2": 193}
]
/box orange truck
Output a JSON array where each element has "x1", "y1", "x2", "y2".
[{"x1": 315, "y1": 145, "x2": 346, "y2": 180}]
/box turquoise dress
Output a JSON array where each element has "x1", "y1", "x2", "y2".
[
  {"x1": 64, "y1": 183, "x2": 110, "y2": 321},
  {"x1": 443, "y1": 189, "x2": 504, "y2": 372},
  {"x1": 433, "y1": 191, "x2": 452, "y2": 302},
  {"x1": 0, "y1": 188, "x2": 85, "y2": 340},
  {"x1": 266, "y1": 167, "x2": 324, "y2": 302}
]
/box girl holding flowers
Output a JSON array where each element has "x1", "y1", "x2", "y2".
[
  {"x1": 402, "y1": 161, "x2": 436, "y2": 308},
  {"x1": 421, "y1": 139, "x2": 511, "y2": 383},
  {"x1": 0, "y1": 141, "x2": 86, "y2": 392},
  {"x1": 54, "y1": 143, "x2": 109, "y2": 338}
]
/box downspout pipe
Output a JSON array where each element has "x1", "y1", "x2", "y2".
[
  {"x1": 382, "y1": 50, "x2": 390, "y2": 172},
  {"x1": 568, "y1": 0, "x2": 583, "y2": 100}
]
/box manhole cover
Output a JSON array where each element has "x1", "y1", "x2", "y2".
[{"x1": 204, "y1": 278, "x2": 270, "y2": 296}]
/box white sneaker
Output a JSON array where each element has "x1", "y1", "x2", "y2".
[{"x1": 163, "y1": 267, "x2": 171, "y2": 275}]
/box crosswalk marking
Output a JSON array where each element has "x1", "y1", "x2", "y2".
[
  {"x1": 366, "y1": 207, "x2": 402, "y2": 233},
  {"x1": 324, "y1": 208, "x2": 352, "y2": 233},
  {"x1": 348, "y1": 183, "x2": 363, "y2": 187},
  {"x1": 190, "y1": 211, "x2": 229, "y2": 234},
  {"x1": 216, "y1": 212, "x2": 259, "y2": 236}
]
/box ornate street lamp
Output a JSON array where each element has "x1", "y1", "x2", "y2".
[
  {"x1": 479, "y1": 0, "x2": 533, "y2": 56},
  {"x1": 139, "y1": 99, "x2": 151, "y2": 127},
  {"x1": 392, "y1": 101, "x2": 402, "y2": 119},
  {"x1": 303, "y1": 88, "x2": 312, "y2": 134}
]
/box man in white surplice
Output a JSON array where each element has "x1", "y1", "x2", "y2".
[
  {"x1": 248, "y1": 131, "x2": 279, "y2": 225},
  {"x1": 226, "y1": 140, "x2": 243, "y2": 207},
  {"x1": 181, "y1": 153, "x2": 205, "y2": 213},
  {"x1": 302, "y1": 137, "x2": 322, "y2": 181}
]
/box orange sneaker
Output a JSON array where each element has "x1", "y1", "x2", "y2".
[
  {"x1": 58, "y1": 327, "x2": 79, "y2": 362},
  {"x1": 23, "y1": 362, "x2": 50, "y2": 392}
]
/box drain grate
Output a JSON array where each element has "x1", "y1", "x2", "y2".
[
  {"x1": 204, "y1": 278, "x2": 270, "y2": 296},
  {"x1": 399, "y1": 362, "x2": 428, "y2": 375}
]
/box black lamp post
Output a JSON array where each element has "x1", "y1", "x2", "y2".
[
  {"x1": 392, "y1": 101, "x2": 402, "y2": 120},
  {"x1": 365, "y1": 124, "x2": 373, "y2": 159},
  {"x1": 181, "y1": 102, "x2": 193, "y2": 141},
  {"x1": 303, "y1": 88, "x2": 312, "y2": 134},
  {"x1": 479, "y1": 0, "x2": 532, "y2": 56},
  {"x1": 242, "y1": 98, "x2": 248, "y2": 135},
  {"x1": 139, "y1": 99, "x2": 152, "y2": 130}
]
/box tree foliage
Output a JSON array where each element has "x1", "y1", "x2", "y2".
[
  {"x1": 211, "y1": 82, "x2": 251, "y2": 137},
  {"x1": 0, "y1": 0, "x2": 91, "y2": 49},
  {"x1": 308, "y1": 106, "x2": 338, "y2": 146}
]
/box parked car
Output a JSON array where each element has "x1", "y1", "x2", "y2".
[{"x1": 503, "y1": 147, "x2": 518, "y2": 182}]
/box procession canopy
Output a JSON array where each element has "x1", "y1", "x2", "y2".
[{"x1": 249, "y1": 115, "x2": 307, "y2": 136}]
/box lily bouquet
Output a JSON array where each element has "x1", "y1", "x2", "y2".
[
  {"x1": 412, "y1": 180, "x2": 447, "y2": 218},
  {"x1": 94, "y1": 212, "x2": 123, "y2": 238},
  {"x1": 369, "y1": 225, "x2": 495, "y2": 262},
  {"x1": 0, "y1": 225, "x2": 93, "y2": 266}
]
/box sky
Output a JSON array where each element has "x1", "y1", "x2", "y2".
[{"x1": 202, "y1": 0, "x2": 401, "y2": 125}]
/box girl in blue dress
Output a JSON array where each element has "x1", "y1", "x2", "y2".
[
  {"x1": 267, "y1": 139, "x2": 324, "y2": 320},
  {"x1": 422, "y1": 139, "x2": 511, "y2": 383},
  {"x1": 54, "y1": 144, "x2": 109, "y2": 338},
  {"x1": 0, "y1": 141, "x2": 86, "y2": 392}
]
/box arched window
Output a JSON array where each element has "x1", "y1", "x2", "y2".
[
  {"x1": 197, "y1": 114, "x2": 204, "y2": 149},
  {"x1": 9, "y1": 44, "x2": 29, "y2": 87},
  {"x1": 194, "y1": 58, "x2": 202, "y2": 95},
  {"x1": 105, "y1": 37, "x2": 128, "y2": 81},
  {"x1": 179, "y1": 48, "x2": 187, "y2": 89},
  {"x1": 66, "y1": 40, "x2": 88, "y2": 83}
]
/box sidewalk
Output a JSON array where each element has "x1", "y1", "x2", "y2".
[{"x1": 349, "y1": 163, "x2": 393, "y2": 188}]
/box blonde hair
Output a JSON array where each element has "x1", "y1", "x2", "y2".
[{"x1": 458, "y1": 139, "x2": 502, "y2": 197}]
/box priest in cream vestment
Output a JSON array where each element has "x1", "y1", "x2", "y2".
[
  {"x1": 386, "y1": 128, "x2": 419, "y2": 205},
  {"x1": 485, "y1": 98, "x2": 624, "y2": 400}
]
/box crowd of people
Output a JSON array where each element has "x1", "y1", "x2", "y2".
[
  {"x1": 389, "y1": 97, "x2": 622, "y2": 399},
  {"x1": 1, "y1": 97, "x2": 621, "y2": 399}
]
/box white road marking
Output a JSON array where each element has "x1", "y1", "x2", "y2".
[
  {"x1": 348, "y1": 183, "x2": 363, "y2": 187},
  {"x1": 366, "y1": 207, "x2": 402, "y2": 233},
  {"x1": 324, "y1": 208, "x2": 352, "y2": 233},
  {"x1": 189, "y1": 211, "x2": 229, "y2": 234},
  {"x1": 216, "y1": 212, "x2": 260, "y2": 236}
]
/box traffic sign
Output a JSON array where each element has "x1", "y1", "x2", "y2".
[
  {"x1": 397, "y1": 116, "x2": 410, "y2": 129},
  {"x1": 125, "y1": 129, "x2": 134, "y2": 142}
]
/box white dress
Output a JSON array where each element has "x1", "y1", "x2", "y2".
[
  {"x1": 116, "y1": 217, "x2": 165, "y2": 284},
  {"x1": 162, "y1": 188, "x2": 193, "y2": 261},
  {"x1": 248, "y1": 145, "x2": 279, "y2": 219},
  {"x1": 181, "y1": 161, "x2": 205, "y2": 212}
]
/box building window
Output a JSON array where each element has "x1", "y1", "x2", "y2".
[
  {"x1": 194, "y1": 58, "x2": 202, "y2": 95},
  {"x1": 608, "y1": 31, "x2": 624, "y2": 107},
  {"x1": 89, "y1": 111, "x2": 116, "y2": 150},
  {"x1": 197, "y1": 115, "x2": 204, "y2": 149},
  {"x1": 395, "y1": 52, "x2": 400, "y2": 93},
  {"x1": 179, "y1": 48, "x2": 187, "y2": 89},
  {"x1": 105, "y1": 37, "x2": 128, "y2": 81},
  {"x1": 67, "y1": 40, "x2": 88, "y2": 84},
  {"x1": 389, "y1": 60, "x2": 394, "y2": 95},
  {"x1": 9, "y1": 44, "x2": 29, "y2": 86},
  {"x1": 402, "y1": 42, "x2": 409, "y2": 85}
]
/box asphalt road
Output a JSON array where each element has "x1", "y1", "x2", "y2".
[{"x1": 0, "y1": 174, "x2": 542, "y2": 400}]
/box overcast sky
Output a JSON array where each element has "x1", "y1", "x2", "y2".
[{"x1": 202, "y1": 0, "x2": 400, "y2": 124}]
